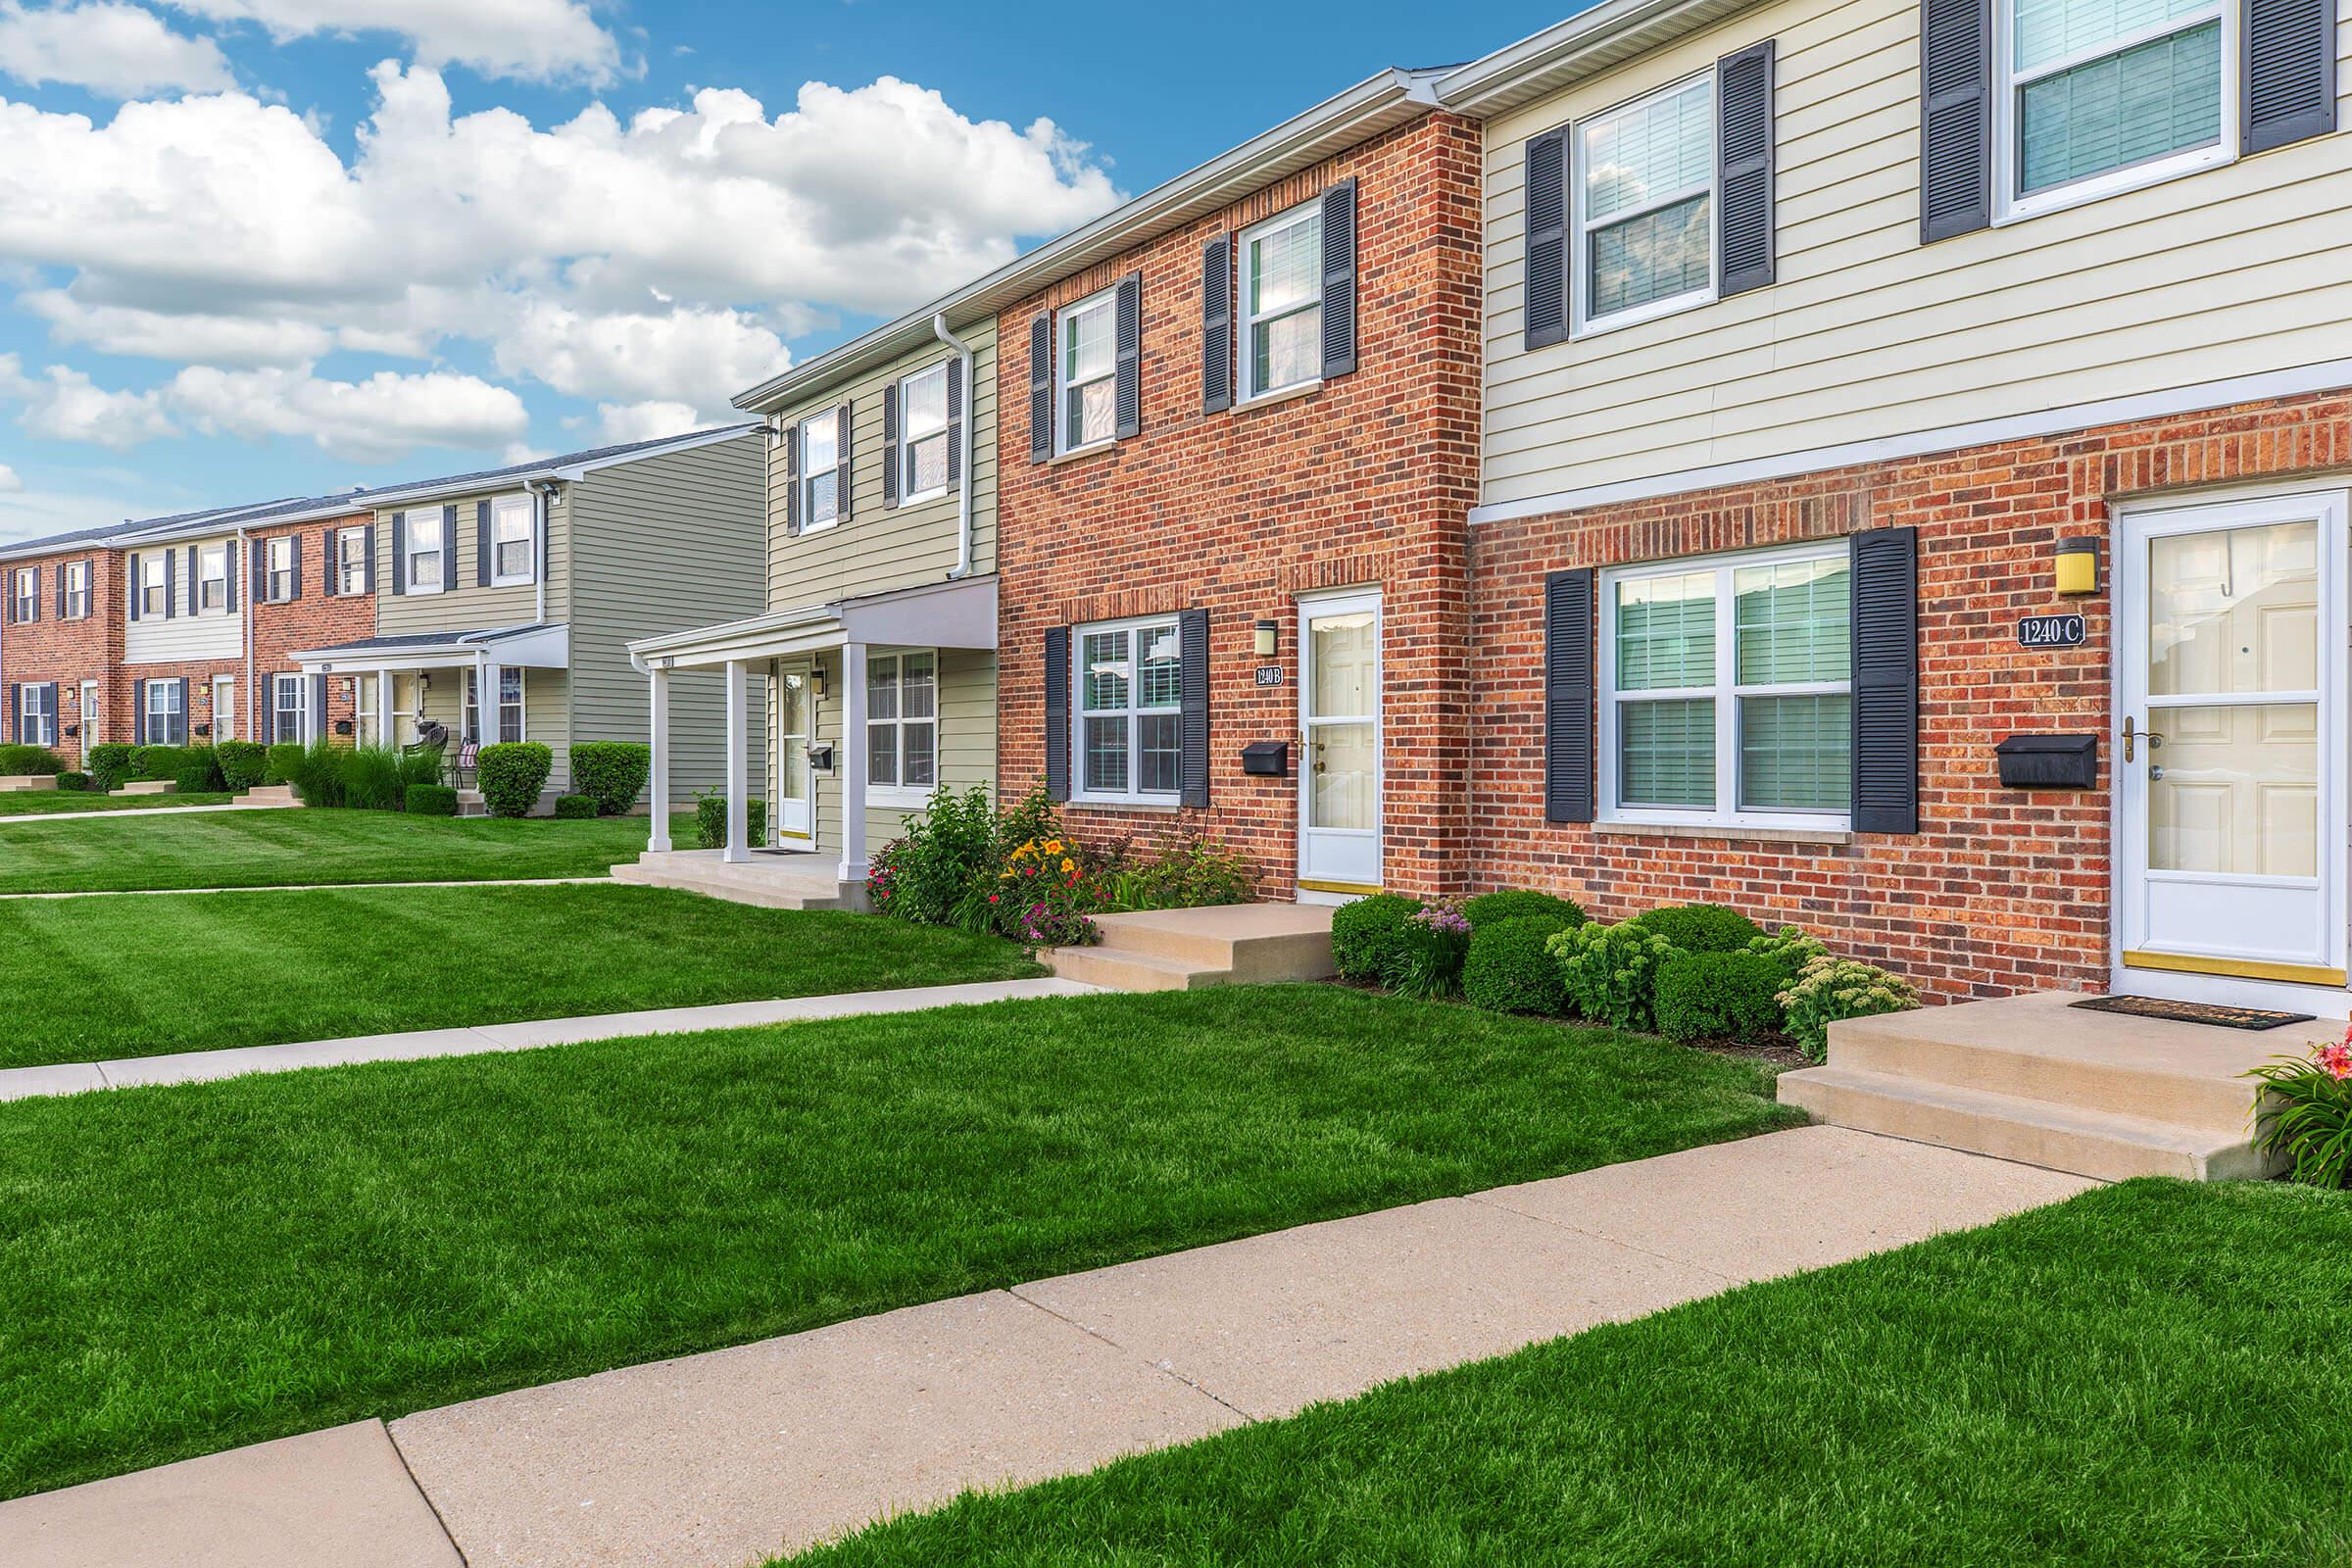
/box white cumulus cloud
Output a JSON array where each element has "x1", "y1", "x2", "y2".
[
  {"x1": 0, "y1": 463, "x2": 21, "y2": 492},
  {"x1": 493, "y1": 300, "x2": 788, "y2": 419},
  {"x1": 163, "y1": 0, "x2": 620, "y2": 84},
  {"x1": 589, "y1": 400, "x2": 703, "y2": 445},
  {"x1": 166, "y1": 363, "x2": 531, "y2": 461},
  {"x1": 0, "y1": 1, "x2": 235, "y2": 98},
  {"x1": 0, "y1": 353, "x2": 176, "y2": 448}
]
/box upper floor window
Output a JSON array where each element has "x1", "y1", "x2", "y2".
[
  {"x1": 799, "y1": 412, "x2": 840, "y2": 531},
  {"x1": 407, "y1": 516, "x2": 444, "y2": 593},
  {"x1": 1999, "y1": 0, "x2": 2227, "y2": 217},
  {"x1": 864, "y1": 650, "x2": 937, "y2": 800},
  {"x1": 899, "y1": 365, "x2": 951, "y2": 501},
  {"x1": 1074, "y1": 616, "x2": 1184, "y2": 804},
  {"x1": 198, "y1": 543, "x2": 228, "y2": 613},
  {"x1": 63, "y1": 560, "x2": 89, "y2": 619},
  {"x1": 1056, "y1": 286, "x2": 1119, "y2": 453},
  {"x1": 1239, "y1": 202, "x2": 1325, "y2": 401},
  {"x1": 1578, "y1": 74, "x2": 1717, "y2": 332},
  {"x1": 10, "y1": 566, "x2": 34, "y2": 624},
  {"x1": 338, "y1": 527, "x2": 368, "y2": 595},
  {"x1": 140, "y1": 554, "x2": 167, "y2": 618},
  {"x1": 491, "y1": 496, "x2": 535, "y2": 586},
  {"x1": 267, "y1": 536, "x2": 296, "y2": 603}
]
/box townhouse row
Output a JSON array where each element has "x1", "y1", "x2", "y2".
[
  {"x1": 2, "y1": 428, "x2": 765, "y2": 800},
  {"x1": 636, "y1": 0, "x2": 2350, "y2": 1015}
]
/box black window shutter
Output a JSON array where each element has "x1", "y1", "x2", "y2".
[
  {"x1": 41, "y1": 682, "x2": 56, "y2": 744},
  {"x1": 184, "y1": 546, "x2": 198, "y2": 615},
  {"x1": 476, "y1": 500, "x2": 493, "y2": 586},
  {"x1": 882, "y1": 378, "x2": 902, "y2": 508},
  {"x1": 1044, "y1": 624, "x2": 1071, "y2": 802},
  {"x1": 946, "y1": 356, "x2": 965, "y2": 486},
  {"x1": 834, "y1": 404, "x2": 853, "y2": 521},
  {"x1": 55, "y1": 564, "x2": 66, "y2": 619},
  {"x1": 391, "y1": 512, "x2": 408, "y2": 594},
  {"x1": 1319, "y1": 178, "x2": 1358, "y2": 379},
  {"x1": 5, "y1": 685, "x2": 15, "y2": 745},
  {"x1": 253, "y1": 541, "x2": 269, "y2": 603},
  {"x1": 1028, "y1": 312, "x2": 1053, "y2": 463},
  {"x1": 1850, "y1": 526, "x2": 1921, "y2": 834},
  {"x1": 441, "y1": 506, "x2": 458, "y2": 579},
  {"x1": 175, "y1": 678, "x2": 190, "y2": 745},
  {"x1": 2244, "y1": 0, "x2": 2336, "y2": 154},
  {"x1": 1200, "y1": 236, "x2": 1233, "y2": 415},
  {"x1": 1717, "y1": 41, "x2": 1778, "y2": 296},
  {"x1": 1113, "y1": 272, "x2": 1143, "y2": 440},
  {"x1": 1920, "y1": 0, "x2": 1992, "y2": 242},
  {"x1": 781, "y1": 423, "x2": 801, "y2": 536},
  {"x1": 320, "y1": 530, "x2": 337, "y2": 600},
  {"x1": 127, "y1": 553, "x2": 141, "y2": 622},
  {"x1": 364, "y1": 524, "x2": 377, "y2": 592},
  {"x1": 1524, "y1": 127, "x2": 1570, "y2": 349},
  {"x1": 291, "y1": 534, "x2": 305, "y2": 601},
  {"x1": 162, "y1": 548, "x2": 175, "y2": 619},
  {"x1": 1544, "y1": 569, "x2": 1596, "y2": 823},
  {"x1": 224, "y1": 543, "x2": 238, "y2": 612},
  {"x1": 133, "y1": 680, "x2": 145, "y2": 745},
  {"x1": 1179, "y1": 607, "x2": 1209, "y2": 808}
]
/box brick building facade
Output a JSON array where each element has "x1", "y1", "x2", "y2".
[
  {"x1": 248, "y1": 515, "x2": 373, "y2": 742},
  {"x1": 2, "y1": 540, "x2": 119, "y2": 765}
]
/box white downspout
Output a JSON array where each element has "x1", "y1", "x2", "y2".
[
  {"x1": 529, "y1": 480, "x2": 555, "y2": 625},
  {"x1": 238, "y1": 527, "x2": 252, "y2": 745},
  {"x1": 932, "y1": 313, "x2": 976, "y2": 580}
]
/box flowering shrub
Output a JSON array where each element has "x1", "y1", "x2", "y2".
[
  {"x1": 2247, "y1": 1030, "x2": 2352, "y2": 1189},
  {"x1": 995, "y1": 835, "x2": 1098, "y2": 947},
  {"x1": 1549, "y1": 920, "x2": 1676, "y2": 1031},
  {"x1": 1387, "y1": 901, "x2": 1472, "y2": 1000},
  {"x1": 1777, "y1": 955, "x2": 1918, "y2": 1060},
  {"x1": 866, "y1": 786, "x2": 1100, "y2": 948}
]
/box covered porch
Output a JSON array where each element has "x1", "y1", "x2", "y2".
[{"x1": 290, "y1": 624, "x2": 569, "y2": 764}]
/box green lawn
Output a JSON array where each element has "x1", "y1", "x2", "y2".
[
  {"x1": 0, "y1": 987, "x2": 1799, "y2": 1499},
  {"x1": 0, "y1": 807, "x2": 695, "y2": 893},
  {"x1": 0, "y1": 882, "x2": 1041, "y2": 1068},
  {"x1": 788, "y1": 1180, "x2": 2352, "y2": 1568},
  {"x1": 0, "y1": 790, "x2": 239, "y2": 816}
]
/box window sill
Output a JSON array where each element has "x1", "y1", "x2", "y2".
[
  {"x1": 1994, "y1": 142, "x2": 2229, "y2": 227},
  {"x1": 1233, "y1": 380, "x2": 1321, "y2": 415},
  {"x1": 1592, "y1": 819, "x2": 1852, "y2": 847},
  {"x1": 1068, "y1": 796, "x2": 1186, "y2": 813},
  {"x1": 1575, "y1": 285, "x2": 1717, "y2": 340},
  {"x1": 491, "y1": 575, "x2": 537, "y2": 590},
  {"x1": 864, "y1": 787, "x2": 935, "y2": 809},
  {"x1": 900, "y1": 486, "x2": 950, "y2": 507},
  {"x1": 1049, "y1": 440, "x2": 1118, "y2": 467}
]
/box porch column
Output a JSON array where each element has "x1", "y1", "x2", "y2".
[
  {"x1": 838, "y1": 641, "x2": 867, "y2": 884},
  {"x1": 723, "y1": 658, "x2": 749, "y2": 864},
  {"x1": 647, "y1": 668, "x2": 671, "y2": 854},
  {"x1": 481, "y1": 660, "x2": 503, "y2": 744},
  {"x1": 375, "y1": 668, "x2": 394, "y2": 748}
]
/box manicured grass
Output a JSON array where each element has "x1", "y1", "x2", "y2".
[
  {"x1": 787, "y1": 1180, "x2": 2352, "y2": 1568},
  {"x1": 0, "y1": 790, "x2": 238, "y2": 815},
  {"x1": 0, "y1": 807, "x2": 696, "y2": 893},
  {"x1": 0, "y1": 987, "x2": 1798, "y2": 1499},
  {"x1": 0, "y1": 882, "x2": 1041, "y2": 1068}
]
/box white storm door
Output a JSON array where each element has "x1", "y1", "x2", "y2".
[
  {"x1": 775, "y1": 664, "x2": 813, "y2": 842},
  {"x1": 212, "y1": 676, "x2": 235, "y2": 742},
  {"x1": 1298, "y1": 589, "x2": 1383, "y2": 891},
  {"x1": 2116, "y1": 490, "x2": 2347, "y2": 997}
]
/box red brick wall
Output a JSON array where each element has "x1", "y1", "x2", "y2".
[
  {"x1": 2, "y1": 548, "x2": 119, "y2": 765},
  {"x1": 996, "y1": 113, "x2": 1485, "y2": 899},
  {"x1": 1469, "y1": 388, "x2": 2352, "y2": 1001},
  {"x1": 250, "y1": 515, "x2": 373, "y2": 742}
]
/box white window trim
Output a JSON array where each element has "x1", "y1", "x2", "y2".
[
  {"x1": 1571, "y1": 71, "x2": 1721, "y2": 339},
  {"x1": 63, "y1": 561, "x2": 89, "y2": 620},
  {"x1": 1236, "y1": 200, "x2": 1327, "y2": 405},
  {"x1": 490, "y1": 494, "x2": 536, "y2": 588},
  {"x1": 337, "y1": 527, "x2": 369, "y2": 596},
  {"x1": 139, "y1": 556, "x2": 168, "y2": 618},
  {"x1": 1992, "y1": 0, "x2": 2237, "y2": 224},
  {"x1": 212, "y1": 675, "x2": 236, "y2": 743},
  {"x1": 862, "y1": 649, "x2": 940, "y2": 808},
  {"x1": 266, "y1": 536, "x2": 297, "y2": 604},
  {"x1": 1597, "y1": 539, "x2": 1853, "y2": 833},
  {"x1": 147, "y1": 679, "x2": 183, "y2": 745},
  {"x1": 406, "y1": 519, "x2": 446, "y2": 596},
  {"x1": 898, "y1": 364, "x2": 952, "y2": 506},
  {"x1": 19, "y1": 681, "x2": 55, "y2": 747},
  {"x1": 1070, "y1": 613, "x2": 1186, "y2": 807},
  {"x1": 1054, "y1": 284, "x2": 1121, "y2": 457},
  {"x1": 198, "y1": 543, "x2": 229, "y2": 616},
  {"x1": 272, "y1": 672, "x2": 305, "y2": 745},
  {"x1": 799, "y1": 412, "x2": 842, "y2": 533},
  {"x1": 78, "y1": 680, "x2": 100, "y2": 745},
  {"x1": 10, "y1": 567, "x2": 33, "y2": 623}
]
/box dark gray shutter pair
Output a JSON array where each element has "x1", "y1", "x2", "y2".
[
  {"x1": 882, "y1": 380, "x2": 901, "y2": 508},
  {"x1": 1542, "y1": 528, "x2": 1919, "y2": 832},
  {"x1": 781, "y1": 424, "x2": 802, "y2": 535},
  {"x1": 1113, "y1": 272, "x2": 1143, "y2": 440},
  {"x1": 391, "y1": 513, "x2": 409, "y2": 594},
  {"x1": 834, "y1": 405, "x2": 854, "y2": 524},
  {"x1": 1178, "y1": 608, "x2": 1209, "y2": 809},
  {"x1": 475, "y1": 501, "x2": 494, "y2": 587},
  {"x1": 1043, "y1": 624, "x2": 1070, "y2": 800},
  {"x1": 1028, "y1": 313, "x2": 1053, "y2": 463}
]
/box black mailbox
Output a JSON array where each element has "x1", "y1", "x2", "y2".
[
  {"x1": 1995, "y1": 733, "x2": 2098, "y2": 789},
  {"x1": 334, "y1": 719, "x2": 354, "y2": 737},
  {"x1": 808, "y1": 743, "x2": 836, "y2": 772},
  {"x1": 1240, "y1": 741, "x2": 1289, "y2": 778}
]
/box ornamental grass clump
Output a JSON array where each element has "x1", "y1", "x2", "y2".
[
  {"x1": 2247, "y1": 1032, "x2": 2352, "y2": 1189},
  {"x1": 1778, "y1": 955, "x2": 1918, "y2": 1060}
]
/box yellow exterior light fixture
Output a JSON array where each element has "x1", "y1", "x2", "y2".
[
  {"x1": 2054, "y1": 536, "x2": 2100, "y2": 597},
  {"x1": 1254, "y1": 619, "x2": 1280, "y2": 659}
]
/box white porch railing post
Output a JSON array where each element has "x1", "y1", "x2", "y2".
[
  {"x1": 838, "y1": 641, "x2": 868, "y2": 885},
  {"x1": 723, "y1": 659, "x2": 749, "y2": 864},
  {"x1": 376, "y1": 668, "x2": 394, "y2": 749},
  {"x1": 647, "y1": 668, "x2": 671, "y2": 854}
]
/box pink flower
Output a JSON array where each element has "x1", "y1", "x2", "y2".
[{"x1": 2317, "y1": 1041, "x2": 2352, "y2": 1081}]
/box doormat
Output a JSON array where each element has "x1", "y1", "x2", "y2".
[{"x1": 2070, "y1": 996, "x2": 2316, "y2": 1030}]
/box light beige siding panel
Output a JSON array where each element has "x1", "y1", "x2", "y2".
[{"x1": 373, "y1": 493, "x2": 550, "y2": 639}]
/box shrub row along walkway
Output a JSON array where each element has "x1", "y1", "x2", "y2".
[{"x1": 0, "y1": 1127, "x2": 2092, "y2": 1568}]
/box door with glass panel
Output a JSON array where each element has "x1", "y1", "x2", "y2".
[
  {"x1": 1298, "y1": 591, "x2": 1383, "y2": 893},
  {"x1": 2117, "y1": 493, "x2": 2346, "y2": 996},
  {"x1": 775, "y1": 663, "x2": 813, "y2": 843}
]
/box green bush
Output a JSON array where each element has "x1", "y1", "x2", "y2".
[
  {"x1": 404, "y1": 784, "x2": 460, "y2": 817},
  {"x1": 1636, "y1": 903, "x2": 1763, "y2": 955},
  {"x1": 1654, "y1": 950, "x2": 1788, "y2": 1043},
  {"x1": 477, "y1": 741, "x2": 553, "y2": 818},
  {"x1": 54, "y1": 771, "x2": 90, "y2": 792},
  {"x1": 262, "y1": 743, "x2": 305, "y2": 788},
  {"x1": 1780, "y1": 955, "x2": 1919, "y2": 1060},
  {"x1": 1386, "y1": 902, "x2": 1473, "y2": 1001},
  {"x1": 568, "y1": 742, "x2": 651, "y2": 816},
  {"x1": 694, "y1": 790, "x2": 766, "y2": 849},
  {"x1": 1330, "y1": 893, "x2": 1421, "y2": 984},
  {"x1": 1749, "y1": 924, "x2": 1830, "y2": 981},
  {"x1": 872, "y1": 784, "x2": 1001, "y2": 925},
  {"x1": 1462, "y1": 889, "x2": 1587, "y2": 930},
  {"x1": 0, "y1": 743, "x2": 63, "y2": 775},
  {"x1": 1095, "y1": 832, "x2": 1256, "y2": 911},
  {"x1": 1463, "y1": 914, "x2": 1575, "y2": 1014},
  {"x1": 216, "y1": 740, "x2": 268, "y2": 790},
  {"x1": 553, "y1": 793, "x2": 598, "y2": 819},
  {"x1": 132, "y1": 744, "x2": 189, "y2": 781},
  {"x1": 1551, "y1": 919, "x2": 1677, "y2": 1032},
  {"x1": 85, "y1": 743, "x2": 137, "y2": 792},
  {"x1": 172, "y1": 750, "x2": 224, "y2": 794},
  {"x1": 334, "y1": 745, "x2": 408, "y2": 810}
]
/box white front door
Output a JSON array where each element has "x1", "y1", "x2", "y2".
[
  {"x1": 1298, "y1": 589, "x2": 1383, "y2": 897},
  {"x1": 212, "y1": 676, "x2": 235, "y2": 742},
  {"x1": 775, "y1": 663, "x2": 813, "y2": 843},
  {"x1": 2116, "y1": 488, "x2": 2349, "y2": 1008}
]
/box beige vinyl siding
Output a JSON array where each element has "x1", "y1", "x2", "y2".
[
  {"x1": 392, "y1": 665, "x2": 567, "y2": 803},
  {"x1": 373, "y1": 490, "x2": 568, "y2": 637},
  {"x1": 568, "y1": 433, "x2": 766, "y2": 798},
  {"x1": 765, "y1": 319, "x2": 998, "y2": 611},
  {"x1": 1479, "y1": 0, "x2": 2352, "y2": 506},
  {"x1": 763, "y1": 647, "x2": 997, "y2": 855}
]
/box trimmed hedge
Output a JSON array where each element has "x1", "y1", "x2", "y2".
[
  {"x1": 1637, "y1": 903, "x2": 1763, "y2": 955},
  {"x1": 216, "y1": 740, "x2": 269, "y2": 790},
  {"x1": 404, "y1": 784, "x2": 460, "y2": 817},
  {"x1": 1462, "y1": 914, "x2": 1575, "y2": 1015},
  {"x1": 553, "y1": 793, "x2": 599, "y2": 819},
  {"x1": 54, "y1": 771, "x2": 90, "y2": 792},
  {"x1": 0, "y1": 744, "x2": 63, "y2": 775},
  {"x1": 569, "y1": 742, "x2": 651, "y2": 816},
  {"x1": 1653, "y1": 950, "x2": 1787, "y2": 1043},
  {"x1": 694, "y1": 793, "x2": 766, "y2": 849},
  {"x1": 476, "y1": 742, "x2": 553, "y2": 818},
  {"x1": 85, "y1": 743, "x2": 137, "y2": 792},
  {"x1": 173, "y1": 753, "x2": 225, "y2": 794},
  {"x1": 262, "y1": 743, "x2": 305, "y2": 788},
  {"x1": 1462, "y1": 889, "x2": 1587, "y2": 930},
  {"x1": 1330, "y1": 893, "x2": 1420, "y2": 984}
]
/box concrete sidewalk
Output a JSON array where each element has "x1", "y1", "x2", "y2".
[
  {"x1": 0, "y1": 801, "x2": 294, "y2": 825},
  {"x1": 0, "y1": 875, "x2": 605, "y2": 902},
  {"x1": 0, "y1": 1127, "x2": 2094, "y2": 1568},
  {"x1": 0, "y1": 976, "x2": 1102, "y2": 1102}
]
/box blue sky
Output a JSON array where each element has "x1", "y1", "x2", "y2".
[{"x1": 0, "y1": 1, "x2": 1577, "y2": 547}]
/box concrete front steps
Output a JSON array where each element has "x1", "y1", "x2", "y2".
[
  {"x1": 233, "y1": 784, "x2": 301, "y2": 807},
  {"x1": 1046, "y1": 903, "x2": 1338, "y2": 992},
  {"x1": 111, "y1": 780, "x2": 175, "y2": 796},
  {"x1": 0, "y1": 774, "x2": 58, "y2": 793},
  {"x1": 611, "y1": 849, "x2": 863, "y2": 911},
  {"x1": 1777, "y1": 989, "x2": 2332, "y2": 1181}
]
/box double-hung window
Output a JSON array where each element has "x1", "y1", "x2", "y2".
[
  {"x1": 1055, "y1": 287, "x2": 1118, "y2": 453},
  {"x1": 272, "y1": 672, "x2": 305, "y2": 744},
  {"x1": 1601, "y1": 544, "x2": 1852, "y2": 829},
  {"x1": 491, "y1": 496, "x2": 535, "y2": 585},
  {"x1": 267, "y1": 536, "x2": 296, "y2": 602},
  {"x1": 799, "y1": 413, "x2": 840, "y2": 531},
  {"x1": 140, "y1": 554, "x2": 167, "y2": 617},
  {"x1": 63, "y1": 560, "x2": 89, "y2": 618},
  {"x1": 864, "y1": 652, "x2": 937, "y2": 800},
  {"x1": 899, "y1": 365, "x2": 951, "y2": 500},
  {"x1": 1238, "y1": 202, "x2": 1324, "y2": 401},
  {"x1": 498, "y1": 668, "x2": 524, "y2": 744},
  {"x1": 407, "y1": 518, "x2": 444, "y2": 592},
  {"x1": 19, "y1": 683, "x2": 54, "y2": 746},
  {"x1": 147, "y1": 679, "x2": 183, "y2": 746},
  {"x1": 1074, "y1": 617, "x2": 1183, "y2": 803},
  {"x1": 337, "y1": 527, "x2": 368, "y2": 595},
  {"x1": 1577, "y1": 74, "x2": 1718, "y2": 332},
  {"x1": 1999, "y1": 0, "x2": 2228, "y2": 216},
  {"x1": 198, "y1": 543, "x2": 228, "y2": 613},
  {"x1": 9, "y1": 567, "x2": 33, "y2": 623}
]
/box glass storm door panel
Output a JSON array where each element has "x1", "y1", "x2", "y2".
[
  {"x1": 2118, "y1": 494, "x2": 2346, "y2": 994},
  {"x1": 775, "y1": 666, "x2": 812, "y2": 841},
  {"x1": 1298, "y1": 591, "x2": 1383, "y2": 890}
]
